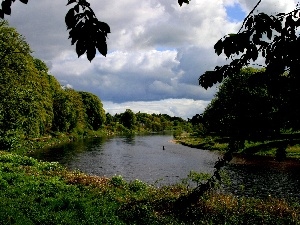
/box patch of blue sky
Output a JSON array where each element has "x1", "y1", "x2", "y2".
[{"x1": 226, "y1": 3, "x2": 246, "y2": 22}]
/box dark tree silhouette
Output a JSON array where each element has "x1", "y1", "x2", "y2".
[
  {"x1": 0, "y1": 0, "x2": 190, "y2": 61},
  {"x1": 176, "y1": 0, "x2": 300, "y2": 207},
  {"x1": 199, "y1": 0, "x2": 300, "y2": 89}
]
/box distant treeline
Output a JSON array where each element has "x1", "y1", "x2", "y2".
[
  {"x1": 0, "y1": 21, "x2": 191, "y2": 150},
  {"x1": 105, "y1": 109, "x2": 190, "y2": 134}
]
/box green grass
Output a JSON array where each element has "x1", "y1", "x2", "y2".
[
  {"x1": 0, "y1": 151, "x2": 299, "y2": 224},
  {"x1": 176, "y1": 134, "x2": 300, "y2": 159},
  {"x1": 0, "y1": 152, "x2": 122, "y2": 225}
]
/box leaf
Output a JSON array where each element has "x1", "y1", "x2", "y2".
[
  {"x1": 0, "y1": 9, "x2": 4, "y2": 19},
  {"x1": 86, "y1": 45, "x2": 96, "y2": 62},
  {"x1": 285, "y1": 14, "x2": 295, "y2": 28},
  {"x1": 19, "y1": 0, "x2": 28, "y2": 3},
  {"x1": 74, "y1": 4, "x2": 79, "y2": 13},
  {"x1": 245, "y1": 16, "x2": 253, "y2": 29},
  {"x1": 266, "y1": 29, "x2": 272, "y2": 40},
  {"x1": 66, "y1": 0, "x2": 76, "y2": 6},
  {"x1": 65, "y1": 8, "x2": 76, "y2": 29},
  {"x1": 276, "y1": 12, "x2": 286, "y2": 17},
  {"x1": 96, "y1": 38, "x2": 107, "y2": 57},
  {"x1": 97, "y1": 21, "x2": 110, "y2": 35},
  {"x1": 75, "y1": 40, "x2": 86, "y2": 57},
  {"x1": 248, "y1": 46, "x2": 258, "y2": 61},
  {"x1": 214, "y1": 171, "x2": 221, "y2": 181},
  {"x1": 214, "y1": 39, "x2": 223, "y2": 56},
  {"x1": 178, "y1": 0, "x2": 189, "y2": 6},
  {"x1": 2, "y1": 0, "x2": 12, "y2": 15}
]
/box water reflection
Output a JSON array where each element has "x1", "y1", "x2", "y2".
[
  {"x1": 30, "y1": 134, "x2": 220, "y2": 185},
  {"x1": 30, "y1": 135, "x2": 300, "y2": 199}
]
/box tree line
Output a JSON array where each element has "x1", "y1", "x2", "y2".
[
  {"x1": 191, "y1": 67, "x2": 300, "y2": 146},
  {"x1": 0, "y1": 20, "x2": 103, "y2": 150},
  {"x1": 105, "y1": 109, "x2": 190, "y2": 135},
  {"x1": 0, "y1": 20, "x2": 190, "y2": 150}
]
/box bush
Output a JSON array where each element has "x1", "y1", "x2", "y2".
[{"x1": 128, "y1": 179, "x2": 148, "y2": 192}]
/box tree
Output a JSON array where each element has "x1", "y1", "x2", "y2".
[
  {"x1": 176, "y1": 1, "x2": 300, "y2": 205},
  {"x1": 199, "y1": 0, "x2": 300, "y2": 89},
  {"x1": 0, "y1": 0, "x2": 190, "y2": 61},
  {"x1": 79, "y1": 91, "x2": 106, "y2": 130},
  {"x1": 203, "y1": 67, "x2": 283, "y2": 142},
  {"x1": 119, "y1": 109, "x2": 136, "y2": 130},
  {"x1": 0, "y1": 21, "x2": 54, "y2": 148},
  {"x1": 52, "y1": 88, "x2": 85, "y2": 133},
  {"x1": 199, "y1": 1, "x2": 300, "y2": 138}
]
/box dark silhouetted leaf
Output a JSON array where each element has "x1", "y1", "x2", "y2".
[
  {"x1": 96, "y1": 39, "x2": 107, "y2": 57},
  {"x1": 67, "y1": 0, "x2": 76, "y2": 6},
  {"x1": 98, "y1": 21, "x2": 110, "y2": 35},
  {"x1": 245, "y1": 16, "x2": 253, "y2": 29},
  {"x1": 74, "y1": 4, "x2": 80, "y2": 13},
  {"x1": 86, "y1": 46, "x2": 96, "y2": 61},
  {"x1": 76, "y1": 40, "x2": 86, "y2": 57},
  {"x1": 19, "y1": 0, "x2": 28, "y2": 4},
  {"x1": 214, "y1": 39, "x2": 223, "y2": 56},
  {"x1": 2, "y1": 0, "x2": 12, "y2": 15},
  {"x1": 65, "y1": 8, "x2": 76, "y2": 29},
  {"x1": 178, "y1": 0, "x2": 190, "y2": 6}
]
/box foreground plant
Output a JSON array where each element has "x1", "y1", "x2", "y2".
[{"x1": 0, "y1": 151, "x2": 298, "y2": 224}]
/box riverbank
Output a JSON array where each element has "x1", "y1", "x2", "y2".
[
  {"x1": 175, "y1": 134, "x2": 300, "y2": 159},
  {"x1": 17, "y1": 129, "x2": 164, "y2": 156},
  {"x1": 0, "y1": 151, "x2": 299, "y2": 224}
]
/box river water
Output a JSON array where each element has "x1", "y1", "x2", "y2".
[{"x1": 30, "y1": 134, "x2": 300, "y2": 199}]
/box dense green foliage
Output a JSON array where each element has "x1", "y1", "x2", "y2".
[
  {"x1": 203, "y1": 67, "x2": 276, "y2": 140},
  {"x1": 0, "y1": 20, "x2": 191, "y2": 152},
  {"x1": 199, "y1": 1, "x2": 300, "y2": 89},
  {"x1": 198, "y1": 2, "x2": 300, "y2": 150},
  {"x1": 198, "y1": 67, "x2": 300, "y2": 154},
  {"x1": 79, "y1": 91, "x2": 106, "y2": 130},
  {"x1": 0, "y1": 151, "x2": 299, "y2": 224},
  {"x1": 0, "y1": 21, "x2": 106, "y2": 150},
  {"x1": 105, "y1": 110, "x2": 190, "y2": 135}
]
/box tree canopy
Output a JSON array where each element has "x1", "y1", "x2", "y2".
[
  {"x1": 199, "y1": 1, "x2": 300, "y2": 140},
  {"x1": 202, "y1": 68, "x2": 281, "y2": 141},
  {"x1": 199, "y1": 0, "x2": 300, "y2": 89},
  {"x1": 0, "y1": 21, "x2": 107, "y2": 149}
]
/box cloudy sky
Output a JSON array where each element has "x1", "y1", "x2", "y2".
[{"x1": 6, "y1": 0, "x2": 297, "y2": 119}]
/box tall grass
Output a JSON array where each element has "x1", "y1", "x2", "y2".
[{"x1": 0, "y1": 151, "x2": 299, "y2": 224}]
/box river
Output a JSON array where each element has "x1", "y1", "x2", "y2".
[{"x1": 30, "y1": 134, "x2": 300, "y2": 199}]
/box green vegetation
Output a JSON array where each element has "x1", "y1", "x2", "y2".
[
  {"x1": 0, "y1": 20, "x2": 107, "y2": 152},
  {"x1": 1, "y1": 3, "x2": 300, "y2": 223},
  {"x1": 106, "y1": 110, "x2": 190, "y2": 135},
  {"x1": 0, "y1": 20, "x2": 190, "y2": 154},
  {"x1": 176, "y1": 133, "x2": 300, "y2": 159},
  {"x1": 177, "y1": 67, "x2": 300, "y2": 159},
  {"x1": 0, "y1": 151, "x2": 299, "y2": 224}
]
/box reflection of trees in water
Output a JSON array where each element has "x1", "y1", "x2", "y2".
[
  {"x1": 30, "y1": 137, "x2": 106, "y2": 163},
  {"x1": 123, "y1": 135, "x2": 135, "y2": 145}
]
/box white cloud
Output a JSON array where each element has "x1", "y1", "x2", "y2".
[
  {"x1": 6, "y1": 0, "x2": 298, "y2": 119},
  {"x1": 239, "y1": 0, "x2": 297, "y2": 15},
  {"x1": 103, "y1": 98, "x2": 210, "y2": 119}
]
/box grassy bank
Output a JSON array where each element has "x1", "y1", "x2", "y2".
[
  {"x1": 175, "y1": 134, "x2": 300, "y2": 159},
  {"x1": 0, "y1": 151, "x2": 299, "y2": 224},
  {"x1": 11, "y1": 129, "x2": 111, "y2": 155}
]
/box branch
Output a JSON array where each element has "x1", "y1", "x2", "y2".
[{"x1": 238, "y1": 0, "x2": 262, "y2": 33}]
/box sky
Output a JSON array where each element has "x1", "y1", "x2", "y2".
[{"x1": 6, "y1": 0, "x2": 297, "y2": 119}]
